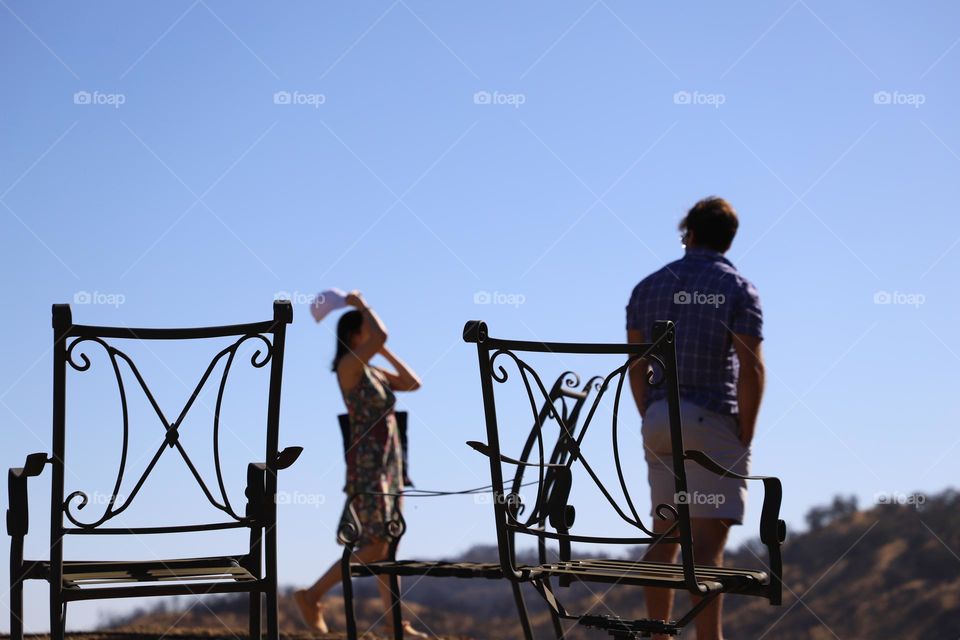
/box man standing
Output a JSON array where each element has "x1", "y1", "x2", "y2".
[{"x1": 626, "y1": 197, "x2": 766, "y2": 640}]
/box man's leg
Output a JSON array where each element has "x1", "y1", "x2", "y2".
[
  {"x1": 643, "y1": 518, "x2": 680, "y2": 640},
  {"x1": 690, "y1": 518, "x2": 732, "y2": 640}
]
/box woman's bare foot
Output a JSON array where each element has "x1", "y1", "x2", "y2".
[
  {"x1": 384, "y1": 620, "x2": 431, "y2": 638},
  {"x1": 293, "y1": 589, "x2": 328, "y2": 633}
]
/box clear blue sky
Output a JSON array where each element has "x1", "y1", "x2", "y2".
[{"x1": 2, "y1": 0, "x2": 959, "y2": 631}]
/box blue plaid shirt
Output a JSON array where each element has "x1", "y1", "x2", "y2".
[{"x1": 626, "y1": 247, "x2": 763, "y2": 415}]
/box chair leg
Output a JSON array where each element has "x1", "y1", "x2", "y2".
[
  {"x1": 265, "y1": 584, "x2": 278, "y2": 640},
  {"x1": 549, "y1": 607, "x2": 564, "y2": 639},
  {"x1": 49, "y1": 598, "x2": 64, "y2": 640},
  {"x1": 248, "y1": 591, "x2": 262, "y2": 640},
  {"x1": 510, "y1": 580, "x2": 536, "y2": 640},
  {"x1": 10, "y1": 538, "x2": 24, "y2": 640},
  {"x1": 10, "y1": 577, "x2": 23, "y2": 640},
  {"x1": 341, "y1": 546, "x2": 359, "y2": 640},
  {"x1": 263, "y1": 508, "x2": 280, "y2": 640},
  {"x1": 542, "y1": 577, "x2": 564, "y2": 639},
  {"x1": 247, "y1": 526, "x2": 263, "y2": 640},
  {"x1": 389, "y1": 574, "x2": 403, "y2": 640}
]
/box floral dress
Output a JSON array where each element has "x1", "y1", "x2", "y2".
[{"x1": 339, "y1": 365, "x2": 404, "y2": 546}]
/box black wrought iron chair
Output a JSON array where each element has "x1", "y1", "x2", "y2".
[
  {"x1": 339, "y1": 370, "x2": 603, "y2": 640},
  {"x1": 462, "y1": 319, "x2": 786, "y2": 639},
  {"x1": 6, "y1": 301, "x2": 302, "y2": 640}
]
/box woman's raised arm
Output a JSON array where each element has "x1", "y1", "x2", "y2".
[{"x1": 376, "y1": 345, "x2": 421, "y2": 391}]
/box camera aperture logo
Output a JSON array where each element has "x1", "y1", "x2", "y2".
[
  {"x1": 473, "y1": 90, "x2": 526, "y2": 108},
  {"x1": 273, "y1": 90, "x2": 326, "y2": 108},
  {"x1": 73, "y1": 90, "x2": 126, "y2": 109},
  {"x1": 673, "y1": 290, "x2": 725, "y2": 308},
  {"x1": 473, "y1": 290, "x2": 526, "y2": 308}
]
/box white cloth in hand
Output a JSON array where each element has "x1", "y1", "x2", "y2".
[{"x1": 310, "y1": 288, "x2": 348, "y2": 323}]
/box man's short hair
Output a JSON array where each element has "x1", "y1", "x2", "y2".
[{"x1": 679, "y1": 197, "x2": 739, "y2": 253}]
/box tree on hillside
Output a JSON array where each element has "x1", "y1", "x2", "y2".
[{"x1": 804, "y1": 494, "x2": 858, "y2": 531}]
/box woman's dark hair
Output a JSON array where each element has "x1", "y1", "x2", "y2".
[
  {"x1": 679, "y1": 197, "x2": 739, "y2": 252},
  {"x1": 332, "y1": 310, "x2": 364, "y2": 372}
]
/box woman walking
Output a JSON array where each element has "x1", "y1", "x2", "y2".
[{"x1": 295, "y1": 291, "x2": 427, "y2": 637}]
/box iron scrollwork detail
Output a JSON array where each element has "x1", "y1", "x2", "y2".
[
  {"x1": 63, "y1": 333, "x2": 274, "y2": 529},
  {"x1": 488, "y1": 346, "x2": 671, "y2": 539}
]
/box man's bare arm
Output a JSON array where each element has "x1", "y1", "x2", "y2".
[
  {"x1": 732, "y1": 333, "x2": 765, "y2": 447},
  {"x1": 627, "y1": 329, "x2": 648, "y2": 419}
]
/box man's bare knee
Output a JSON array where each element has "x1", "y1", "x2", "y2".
[
  {"x1": 645, "y1": 542, "x2": 679, "y2": 563},
  {"x1": 692, "y1": 536, "x2": 724, "y2": 562},
  {"x1": 692, "y1": 544, "x2": 723, "y2": 566},
  {"x1": 690, "y1": 518, "x2": 732, "y2": 566}
]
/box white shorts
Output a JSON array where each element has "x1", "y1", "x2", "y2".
[{"x1": 642, "y1": 399, "x2": 750, "y2": 523}]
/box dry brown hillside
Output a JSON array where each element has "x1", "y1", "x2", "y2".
[{"x1": 97, "y1": 489, "x2": 960, "y2": 639}]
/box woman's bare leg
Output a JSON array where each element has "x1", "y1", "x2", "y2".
[
  {"x1": 302, "y1": 560, "x2": 342, "y2": 602},
  {"x1": 295, "y1": 540, "x2": 391, "y2": 630},
  {"x1": 301, "y1": 540, "x2": 391, "y2": 599},
  {"x1": 375, "y1": 572, "x2": 395, "y2": 623}
]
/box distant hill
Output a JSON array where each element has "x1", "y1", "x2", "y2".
[{"x1": 106, "y1": 489, "x2": 960, "y2": 639}]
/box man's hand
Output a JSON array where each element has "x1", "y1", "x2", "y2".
[
  {"x1": 627, "y1": 329, "x2": 648, "y2": 419},
  {"x1": 732, "y1": 333, "x2": 765, "y2": 448}
]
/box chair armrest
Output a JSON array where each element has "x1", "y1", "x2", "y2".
[
  {"x1": 466, "y1": 441, "x2": 565, "y2": 468},
  {"x1": 684, "y1": 449, "x2": 786, "y2": 605},
  {"x1": 7, "y1": 453, "x2": 49, "y2": 538},
  {"x1": 275, "y1": 446, "x2": 303, "y2": 470},
  {"x1": 244, "y1": 446, "x2": 302, "y2": 520},
  {"x1": 244, "y1": 462, "x2": 268, "y2": 520}
]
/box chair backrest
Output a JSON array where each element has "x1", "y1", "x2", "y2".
[
  {"x1": 463, "y1": 319, "x2": 697, "y2": 584},
  {"x1": 335, "y1": 372, "x2": 602, "y2": 547},
  {"x1": 506, "y1": 371, "x2": 603, "y2": 527},
  {"x1": 49, "y1": 301, "x2": 292, "y2": 552}
]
